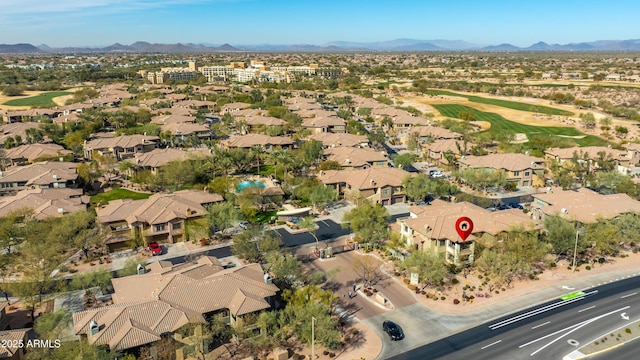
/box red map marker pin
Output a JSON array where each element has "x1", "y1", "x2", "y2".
[{"x1": 455, "y1": 217, "x2": 474, "y2": 241}]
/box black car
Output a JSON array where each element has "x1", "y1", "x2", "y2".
[
  {"x1": 508, "y1": 202, "x2": 524, "y2": 210},
  {"x1": 497, "y1": 203, "x2": 510, "y2": 210},
  {"x1": 382, "y1": 321, "x2": 404, "y2": 341}
]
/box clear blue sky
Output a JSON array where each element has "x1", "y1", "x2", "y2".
[{"x1": 1, "y1": 0, "x2": 639, "y2": 47}]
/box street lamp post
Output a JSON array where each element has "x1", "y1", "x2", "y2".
[
  {"x1": 572, "y1": 230, "x2": 580, "y2": 273},
  {"x1": 311, "y1": 316, "x2": 317, "y2": 360}
]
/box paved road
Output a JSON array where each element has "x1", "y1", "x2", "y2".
[{"x1": 388, "y1": 276, "x2": 640, "y2": 360}]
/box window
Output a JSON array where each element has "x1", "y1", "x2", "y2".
[
  {"x1": 172, "y1": 223, "x2": 181, "y2": 230},
  {"x1": 154, "y1": 224, "x2": 166, "y2": 232},
  {"x1": 524, "y1": 171, "x2": 530, "y2": 177},
  {"x1": 439, "y1": 240, "x2": 445, "y2": 247},
  {"x1": 513, "y1": 171, "x2": 520, "y2": 176},
  {"x1": 382, "y1": 188, "x2": 390, "y2": 195}
]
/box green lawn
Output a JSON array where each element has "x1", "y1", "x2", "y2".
[
  {"x1": 2, "y1": 91, "x2": 72, "y2": 107},
  {"x1": 90, "y1": 188, "x2": 152, "y2": 205},
  {"x1": 432, "y1": 103, "x2": 606, "y2": 147},
  {"x1": 251, "y1": 210, "x2": 278, "y2": 224},
  {"x1": 428, "y1": 89, "x2": 573, "y2": 116}
]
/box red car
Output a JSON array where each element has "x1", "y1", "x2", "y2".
[{"x1": 147, "y1": 242, "x2": 162, "y2": 256}]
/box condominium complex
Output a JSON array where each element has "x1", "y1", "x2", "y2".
[{"x1": 142, "y1": 59, "x2": 339, "y2": 84}]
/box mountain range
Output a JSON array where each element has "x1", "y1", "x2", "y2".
[{"x1": 2, "y1": 39, "x2": 640, "y2": 53}]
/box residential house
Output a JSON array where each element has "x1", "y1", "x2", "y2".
[
  {"x1": 0, "y1": 302, "x2": 9, "y2": 330},
  {"x1": 302, "y1": 116, "x2": 346, "y2": 134},
  {"x1": 220, "y1": 134, "x2": 294, "y2": 151},
  {"x1": 4, "y1": 143, "x2": 73, "y2": 166},
  {"x1": 424, "y1": 139, "x2": 470, "y2": 166},
  {"x1": 531, "y1": 187, "x2": 640, "y2": 224},
  {"x1": 125, "y1": 148, "x2": 209, "y2": 175},
  {"x1": 391, "y1": 114, "x2": 431, "y2": 134},
  {"x1": 0, "y1": 161, "x2": 79, "y2": 194},
  {"x1": 73, "y1": 256, "x2": 279, "y2": 354},
  {"x1": 83, "y1": 134, "x2": 160, "y2": 160},
  {"x1": 396, "y1": 200, "x2": 538, "y2": 265},
  {"x1": 404, "y1": 125, "x2": 461, "y2": 143},
  {"x1": 0, "y1": 329, "x2": 31, "y2": 360},
  {"x1": 318, "y1": 167, "x2": 411, "y2": 205},
  {"x1": 323, "y1": 146, "x2": 387, "y2": 169},
  {"x1": 0, "y1": 188, "x2": 89, "y2": 219},
  {"x1": 2, "y1": 108, "x2": 59, "y2": 123},
  {"x1": 219, "y1": 101, "x2": 252, "y2": 114},
  {"x1": 0, "y1": 123, "x2": 42, "y2": 145},
  {"x1": 294, "y1": 109, "x2": 338, "y2": 119},
  {"x1": 308, "y1": 132, "x2": 369, "y2": 149},
  {"x1": 240, "y1": 116, "x2": 287, "y2": 133},
  {"x1": 150, "y1": 114, "x2": 196, "y2": 125},
  {"x1": 159, "y1": 122, "x2": 214, "y2": 143},
  {"x1": 458, "y1": 153, "x2": 545, "y2": 187},
  {"x1": 95, "y1": 190, "x2": 224, "y2": 252},
  {"x1": 544, "y1": 146, "x2": 628, "y2": 171}
]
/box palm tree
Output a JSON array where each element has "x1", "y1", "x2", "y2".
[
  {"x1": 251, "y1": 145, "x2": 265, "y2": 175},
  {"x1": 300, "y1": 216, "x2": 320, "y2": 250}
]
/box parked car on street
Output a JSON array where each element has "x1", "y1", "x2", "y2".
[{"x1": 382, "y1": 320, "x2": 404, "y2": 341}]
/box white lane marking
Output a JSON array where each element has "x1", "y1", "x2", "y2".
[
  {"x1": 529, "y1": 306, "x2": 630, "y2": 356},
  {"x1": 621, "y1": 292, "x2": 637, "y2": 299},
  {"x1": 578, "y1": 306, "x2": 596, "y2": 313},
  {"x1": 489, "y1": 290, "x2": 598, "y2": 330},
  {"x1": 481, "y1": 340, "x2": 502, "y2": 350},
  {"x1": 532, "y1": 321, "x2": 550, "y2": 329}
]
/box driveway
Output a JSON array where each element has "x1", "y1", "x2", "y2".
[{"x1": 305, "y1": 251, "x2": 417, "y2": 321}]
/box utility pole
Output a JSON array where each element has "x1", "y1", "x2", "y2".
[{"x1": 572, "y1": 230, "x2": 579, "y2": 273}]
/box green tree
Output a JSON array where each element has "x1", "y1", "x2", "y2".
[
  {"x1": 34, "y1": 309, "x2": 72, "y2": 340},
  {"x1": 265, "y1": 251, "x2": 304, "y2": 287},
  {"x1": 308, "y1": 186, "x2": 336, "y2": 212},
  {"x1": 579, "y1": 112, "x2": 596, "y2": 129},
  {"x1": 406, "y1": 131, "x2": 422, "y2": 152},
  {"x1": 70, "y1": 269, "x2": 113, "y2": 293},
  {"x1": 231, "y1": 225, "x2": 282, "y2": 263},
  {"x1": 206, "y1": 201, "x2": 241, "y2": 234},
  {"x1": 399, "y1": 251, "x2": 447, "y2": 289},
  {"x1": 318, "y1": 160, "x2": 342, "y2": 171},
  {"x1": 456, "y1": 168, "x2": 507, "y2": 191},
  {"x1": 367, "y1": 128, "x2": 386, "y2": 149},
  {"x1": 342, "y1": 202, "x2": 389, "y2": 245},
  {"x1": 392, "y1": 153, "x2": 417, "y2": 169},
  {"x1": 117, "y1": 258, "x2": 147, "y2": 277},
  {"x1": 300, "y1": 140, "x2": 324, "y2": 166},
  {"x1": 544, "y1": 215, "x2": 580, "y2": 259},
  {"x1": 300, "y1": 217, "x2": 320, "y2": 249}
]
